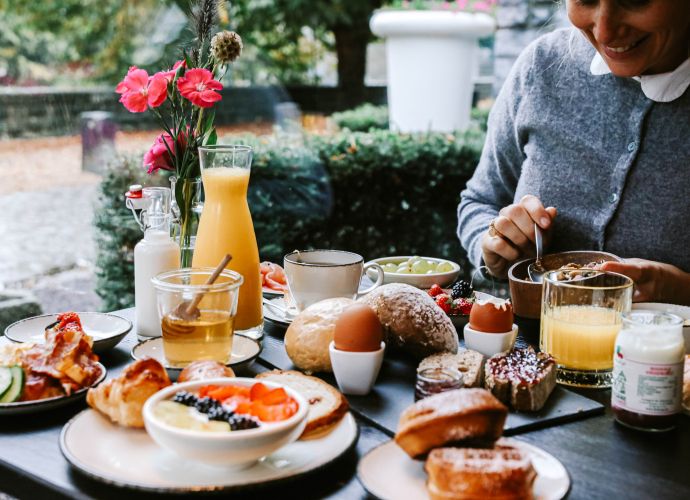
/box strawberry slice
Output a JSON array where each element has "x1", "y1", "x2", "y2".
[
  {"x1": 206, "y1": 385, "x2": 249, "y2": 401},
  {"x1": 250, "y1": 382, "x2": 270, "y2": 401},
  {"x1": 260, "y1": 387, "x2": 289, "y2": 405}
]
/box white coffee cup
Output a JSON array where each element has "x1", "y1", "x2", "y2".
[{"x1": 284, "y1": 250, "x2": 385, "y2": 312}]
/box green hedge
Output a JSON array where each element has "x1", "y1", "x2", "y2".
[
  {"x1": 332, "y1": 104, "x2": 389, "y2": 132},
  {"x1": 94, "y1": 128, "x2": 485, "y2": 310}
]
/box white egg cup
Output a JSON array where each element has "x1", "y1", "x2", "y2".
[
  {"x1": 328, "y1": 341, "x2": 385, "y2": 396},
  {"x1": 463, "y1": 323, "x2": 518, "y2": 357}
]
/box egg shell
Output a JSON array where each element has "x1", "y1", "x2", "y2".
[
  {"x1": 333, "y1": 303, "x2": 383, "y2": 352},
  {"x1": 469, "y1": 299, "x2": 514, "y2": 334}
]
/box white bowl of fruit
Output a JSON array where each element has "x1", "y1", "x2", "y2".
[
  {"x1": 365, "y1": 256, "x2": 461, "y2": 289},
  {"x1": 143, "y1": 378, "x2": 308, "y2": 468}
]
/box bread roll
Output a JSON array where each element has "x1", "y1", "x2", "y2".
[
  {"x1": 284, "y1": 297, "x2": 354, "y2": 373},
  {"x1": 395, "y1": 388, "x2": 507, "y2": 459},
  {"x1": 178, "y1": 360, "x2": 234, "y2": 382},
  {"x1": 425, "y1": 446, "x2": 536, "y2": 500},
  {"x1": 359, "y1": 283, "x2": 458, "y2": 359}
]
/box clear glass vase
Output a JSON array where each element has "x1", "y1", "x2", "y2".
[{"x1": 170, "y1": 176, "x2": 203, "y2": 268}]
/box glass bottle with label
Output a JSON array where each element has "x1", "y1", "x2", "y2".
[{"x1": 612, "y1": 311, "x2": 685, "y2": 432}]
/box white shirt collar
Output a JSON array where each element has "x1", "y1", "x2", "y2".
[{"x1": 590, "y1": 52, "x2": 690, "y2": 103}]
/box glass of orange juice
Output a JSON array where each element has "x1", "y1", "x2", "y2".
[
  {"x1": 152, "y1": 268, "x2": 243, "y2": 368},
  {"x1": 540, "y1": 270, "x2": 633, "y2": 388}
]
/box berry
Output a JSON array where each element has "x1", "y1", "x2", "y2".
[
  {"x1": 172, "y1": 391, "x2": 198, "y2": 407},
  {"x1": 194, "y1": 396, "x2": 221, "y2": 414},
  {"x1": 207, "y1": 406, "x2": 235, "y2": 422},
  {"x1": 455, "y1": 298, "x2": 473, "y2": 316},
  {"x1": 435, "y1": 293, "x2": 452, "y2": 314},
  {"x1": 428, "y1": 284, "x2": 444, "y2": 297},
  {"x1": 450, "y1": 280, "x2": 473, "y2": 299},
  {"x1": 229, "y1": 415, "x2": 260, "y2": 430}
]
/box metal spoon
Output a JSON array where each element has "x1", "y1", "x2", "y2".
[
  {"x1": 527, "y1": 223, "x2": 546, "y2": 283},
  {"x1": 262, "y1": 297, "x2": 298, "y2": 320}
]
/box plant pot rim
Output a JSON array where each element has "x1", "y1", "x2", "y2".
[{"x1": 370, "y1": 9, "x2": 495, "y2": 39}]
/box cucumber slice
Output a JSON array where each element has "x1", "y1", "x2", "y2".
[
  {"x1": 0, "y1": 366, "x2": 25, "y2": 404},
  {"x1": 0, "y1": 367, "x2": 11, "y2": 399}
]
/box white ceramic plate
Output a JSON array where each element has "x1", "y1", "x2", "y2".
[
  {"x1": 365, "y1": 256, "x2": 461, "y2": 289},
  {"x1": 262, "y1": 297, "x2": 295, "y2": 326},
  {"x1": 60, "y1": 409, "x2": 358, "y2": 492},
  {"x1": 0, "y1": 363, "x2": 106, "y2": 416},
  {"x1": 632, "y1": 303, "x2": 690, "y2": 354},
  {"x1": 357, "y1": 438, "x2": 570, "y2": 500},
  {"x1": 4, "y1": 312, "x2": 132, "y2": 354},
  {"x1": 131, "y1": 335, "x2": 262, "y2": 380}
]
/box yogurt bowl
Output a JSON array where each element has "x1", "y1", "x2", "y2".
[{"x1": 143, "y1": 377, "x2": 308, "y2": 468}]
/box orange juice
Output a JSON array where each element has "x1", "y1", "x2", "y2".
[
  {"x1": 541, "y1": 305, "x2": 621, "y2": 371},
  {"x1": 192, "y1": 167, "x2": 263, "y2": 331}
]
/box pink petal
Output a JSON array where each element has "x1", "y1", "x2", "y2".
[{"x1": 119, "y1": 92, "x2": 148, "y2": 113}]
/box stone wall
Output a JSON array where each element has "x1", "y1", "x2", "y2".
[
  {"x1": 494, "y1": 0, "x2": 569, "y2": 94},
  {"x1": 0, "y1": 86, "x2": 388, "y2": 139}
]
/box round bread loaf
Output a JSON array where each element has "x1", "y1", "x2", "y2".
[
  {"x1": 358, "y1": 283, "x2": 458, "y2": 359},
  {"x1": 284, "y1": 297, "x2": 355, "y2": 373}
]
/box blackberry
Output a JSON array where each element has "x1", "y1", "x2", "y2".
[
  {"x1": 229, "y1": 415, "x2": 260, "y2": 430},
  {"x1": 194, "y1": 396, "x2": 221, "y2": 414},
  {"x1": 172, "y1": 391, "x2": 198, "y2": 407},
  {"x1": 207, "y1": 406, "x2": 234, "y2": 422},
  {"x1": 450, "y1": 280, "x2": 473, "y2": 299}
]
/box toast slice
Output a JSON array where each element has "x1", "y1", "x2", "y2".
[
  {"x1": 418, "y1": 350, "x2": 484, "y2": 388},
  {"x1": 484, "y1": 347, "x2": 556, "y2": 412},
  {"x1": 256, "y1": 369, "x2": 349, "y2": 438}
]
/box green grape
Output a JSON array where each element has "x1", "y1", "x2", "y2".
[
  {"x1": 411, "y1": 260, "x2": 431, "y2": 274},
  {"x1": 383, "y1": 263, "x2": 398, "y2": 273},
  {"x1": 436, "y1": 261, "x2": 454, "y2": 273},
  {"x1": 396, "y1": 264, "x2": 411, "y2": 274}
]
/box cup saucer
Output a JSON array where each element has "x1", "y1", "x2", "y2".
[
  {"x1": 131, "y1": 335, "x2": 261, "y2": 380},
  {"x1": 263, "y1": 297, "x2": 296, "y2": 326}
]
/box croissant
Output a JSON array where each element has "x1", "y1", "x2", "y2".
[{"x1": 87, "y1": 358, "x2": 171, "y2": 428}]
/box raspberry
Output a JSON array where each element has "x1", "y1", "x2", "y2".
[
  {"x1": 435, "y1": 293, "x2": 451, "y2": 314},
  {"x1": 428, "y1": 284, "x2": 444, "y2": 297},
  {"x1": 456, "y1": 298, "x2": 473, "y2": 315}
]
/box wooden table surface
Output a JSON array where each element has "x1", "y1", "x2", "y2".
[{"x1": 1, "y1": 308, "x2": 689, "y2": 500}]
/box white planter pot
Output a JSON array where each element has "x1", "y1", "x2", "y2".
[{"x1": 370, "y1": 10, "x2": 495, "y2": 133}]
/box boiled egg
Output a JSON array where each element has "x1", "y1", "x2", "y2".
[
  {"x1": 469, "y1": 292, "x2": 514, "y2": 334},
  {"x1": 333, "y1": 303, "x2": 383, "y2": 352}
]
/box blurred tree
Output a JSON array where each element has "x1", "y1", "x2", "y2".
[{"x1": 226, "y1": 0, "x2": 383, "y2": 90}]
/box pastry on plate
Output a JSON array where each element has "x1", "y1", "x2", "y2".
[
  {"x1": 87, "y1": 358, "x2": 171, "y2": 428},
  {"x1": 418, "y1": 350, "x2": 485, "y2": 388},
  {"x1": 256, "y1": 369, "x2": 349, "y2": 438},
  {"x1": 484, "y1": 347, "x2": 556, "y2": 412},
  {"x1": 395, "y1": 388, "x2": 507, "y2": 459},
  {"x1": 425, "y1": 445, "x2": 536, "y2": 500}
]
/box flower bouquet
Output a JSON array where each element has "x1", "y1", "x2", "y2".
[{"x1": 115, "y1": 0, "x2": 242, "y2": 266}]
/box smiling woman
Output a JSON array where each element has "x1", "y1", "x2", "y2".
[
  {"x1": 457, "y1": 0, "x2": 690, "y2": 305},
  {"x1": 568, "y1": 0, "x2": 690, "y2": 76}
]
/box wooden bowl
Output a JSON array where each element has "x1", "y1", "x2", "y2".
[{"x1": 508, "y1": 251, "x2": 622, "y2": 319}]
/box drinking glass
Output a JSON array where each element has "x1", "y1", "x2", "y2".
[
  {"x1": 540, "y1": 270, "x2": 633, "y2": 388},
  {"x1": 152, "y1": 268, "x2": 243, "y2": 367}
]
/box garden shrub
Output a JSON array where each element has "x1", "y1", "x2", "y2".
[
  {"x1": 332, "y1": 103, "x2": 389, "y2": 132},
  {"x1": 94, "y1": 128, "x2": 485, "y2": 310}
]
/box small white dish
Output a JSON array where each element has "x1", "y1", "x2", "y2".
[
  {"x1": 365, "y1": 255, "x2": 461, "y2": 289},
  {"x1": 131, "y1": 335, "x2": 261, "y2": 380},
  {"x1": 143, "y1": 377, "x2": 308, "y2": 467},
  {"x1": 262, "y1": 297, "x2": 294, "y2": 326},
  {"x1": 4, "y1": 312, "x2": 132, "y2": 354},
  {"x1": 632, "y1": 302, "x2": 690, "y2": 354},
  {"x1": 357, "y1": 437, "x2": 570, "y2": 500},
  {"x1": 60, "y1": 408, "x2": 358, "y2": 492},
  {"x1": 329, "y1": 341, "x2": 385, "y2": 396},
  {"x1": 463, "y1": 323, "x2": 518, "y2": 357}
]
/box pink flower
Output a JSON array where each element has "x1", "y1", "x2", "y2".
[
  {"x1": 143, "y1": 132, "x2": 187, "y2": 174},
  {"x1": 177, "y1": 68, "x2": 223, "y2": 108},
  {"x1": 116, "y1": 66, "x2": 167, "y2": 113},
  {"x1": 155, "y1": 60, "x2": 186, "y2": 84}
]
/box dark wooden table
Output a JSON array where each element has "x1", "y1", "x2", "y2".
[{"x1": 1, "y1": 308, "x2": 689, "y2": 500}]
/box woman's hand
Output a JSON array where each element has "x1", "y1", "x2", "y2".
[
  {"x1": 481, "y1": 195, "x2": 557, "y2": 278},
  {"x1": 600, "y1": 259, "x2": 690, "y2": 305}
]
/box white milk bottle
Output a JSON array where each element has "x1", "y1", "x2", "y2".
[{"x1": 133, "y1": 187, "x2": 180, "y2": 338}]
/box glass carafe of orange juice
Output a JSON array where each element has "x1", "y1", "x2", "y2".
[{"x1": 193, "y1": 145, "x2": 263, "y2": 338}]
